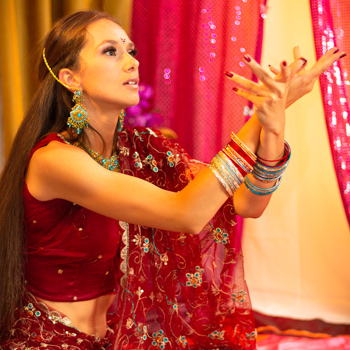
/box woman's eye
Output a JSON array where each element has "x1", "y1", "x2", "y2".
[
  {"x1": 104, "y1": 47, "x2": 117, "y2": 56},
  {"x1": 128, "y1": 49, "x2": 138, "y2": 57}
]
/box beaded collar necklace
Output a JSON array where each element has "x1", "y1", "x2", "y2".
[{"x1": 76, "y1": 143, "x2": 120, "y2": 172}]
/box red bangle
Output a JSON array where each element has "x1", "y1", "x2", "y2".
[{"x1": 257, "y1": 142, "x2": 290, "y2": 167}]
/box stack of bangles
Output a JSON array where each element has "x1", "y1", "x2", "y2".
[{"x1": 209, "y1": 132, "x2": 291, "y2": 197}]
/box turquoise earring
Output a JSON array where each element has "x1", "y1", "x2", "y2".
[{"x1": 67, "y1": 89, "x2": 89, "y2": 135}]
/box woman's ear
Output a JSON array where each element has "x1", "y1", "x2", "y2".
[{"x1": 58, "y1": 68, "x2": 81, "y2": 92}]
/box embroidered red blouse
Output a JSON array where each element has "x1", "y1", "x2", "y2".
[{"x1": 24, "y1": 134, "x2": 121, "y2": 302}]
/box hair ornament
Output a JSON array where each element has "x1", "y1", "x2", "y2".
[{"x1": 43, "y1": 48, "x2": 89, "y2": 135}]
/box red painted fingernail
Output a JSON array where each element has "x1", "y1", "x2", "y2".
[
  {"x1": 224, "y1": 71, "x2": 234, "y2": 78},
  {"x1": 340, "y1": 53, "x2": 347, "y2": 59},
  {"x1": 300, "y1": 58, "x2": 307, "y2": 66},
  {"x1": 232, "y1": 87, "x2": 239, "y2": 92},
  {"x1": 333, "y1": 48, "x2": 339, "y2": 54},
  {"x1": 282, "y1": 60, "x2": 287, "y2": 67},
  {"x1": 243, "y1": 55, "x2": 251, "y2": 62}
]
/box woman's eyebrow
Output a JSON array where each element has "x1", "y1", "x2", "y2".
[{"x1": 97, "y1": 39, "x2": 135, "y2": 48}]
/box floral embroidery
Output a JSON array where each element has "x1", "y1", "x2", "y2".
[
  {"x1": 126, "y1": 318, "x2": 134, "y2": 329},
  {"x1": 166, "y1": 151, "x2": 175, "y2": 167},
  {"x1": 147, "y1": 128, "x2": 158, "y2": 137},
  {"x1": 186, "y1": 266, "x2": 204, "y2": 288},
  {"x1": 232, "y1": 290, "x2": 246, "y2": 303},
  {"x1": 133, "y1": 152, "x2": 143, "y2": 169},
  {"x1": 152, "y1": 330, "x2": 169, "y2": 349},
  {"x1": 176, "y1": 335, "x2": 188, "y2": 348},
  {"x1": 143, "y1": 238, "x2": 150, "y2": 252},
  {"x1": 119, "y1": 146, "x2": 130, "y2": 156},
  {"x1": 144, "y1": 154, "x2": 159, "y2": 172},
  {"x1": 208, "y1": 330, "x2": 225, "y2": 340},
  {"x1": 160, "y1": 252, "x2": 168, "y2": 265},
  {"x1": 213, "y1": 228, "x2": 229, "y2": 244},
  {"x1": 246, "y1": 330, "x2": 257, "y2": 341}
]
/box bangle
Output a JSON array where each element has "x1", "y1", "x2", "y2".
[
  {"x1": 229, "y1": 132, "x2": 257, "y2": 167},
  {"x1": 209, "y1": 151, "x2": 244, "y2": 197},
  {"x1": 209, "y1": 133, "x2": 255, "y2": 197},
  {"x1": 257, "y1": 142, "x2": 290, "y2": 167},
  {"x1": 253, "y1": 141, "x2": 291, "y2": 182},
  {"x1": 244, "y1": 175, "x2": 282, "y2": 196}
]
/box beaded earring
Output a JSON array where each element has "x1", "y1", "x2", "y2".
[
  {"x1": 67, "y1": 90, "x2": 89, "y2": 135},
  {"x1": 117, "y1": 110, "x2": 125, "y2": 133},
  {"x1": 42, "y1": 48, "x2": 89, "y2": 136}
]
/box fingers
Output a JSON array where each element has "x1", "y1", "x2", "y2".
[
  {"x1": 224, "y1": 71, "x2": 270, "y2": 97},
  {"x1": 308, "y1": 47, "x2": 346, "y2": 79},
  {"x1": 293, "y1": 46, "x2": 300, "y2": 60},
  {"x1": 242, "y1": 54, "x2": 290, "y2": 91}
]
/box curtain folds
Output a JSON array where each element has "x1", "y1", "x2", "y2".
[
  {"x1": 310, "y1": 0, "x2": 350, "y2": 227},
  {"x1": 0, "y1": 0, "x2": 133, "y2": 160}
]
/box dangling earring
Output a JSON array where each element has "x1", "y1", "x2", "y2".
[
  {"x1": 67, "y1": 89, "x2": 89, "y2": 135},
  {"x1": 117, "y1": 109, "x2": 125, "y2": 132}
]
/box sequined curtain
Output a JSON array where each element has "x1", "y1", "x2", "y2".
[
  {"x1": 131, "y1": 0, "x2": 267, "y2": 162},
  {"x1": 310, "y1": 0, "x2": 350, "y2": 227}
]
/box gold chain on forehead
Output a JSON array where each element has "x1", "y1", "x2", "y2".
[{"x1": 42, "y1": 48, "x2": 74, "y2": 90}]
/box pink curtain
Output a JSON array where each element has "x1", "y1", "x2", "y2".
[
  {"x1": 130, "y1": 0, "x2": 267, "y2": 162},
  {"x1": 310, "y1": 0, "x2": 350, "y2": 227}
]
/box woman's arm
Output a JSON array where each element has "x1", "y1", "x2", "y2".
[
  {"x1": 26, "y1": 52, "x2": 298, "y2": 232},
  {"x1": 226, "y1": 47, "x2": 345, "y2": 217},
  {"x1": 26, "y1": 142, "x2": 228, "y2": 235}
]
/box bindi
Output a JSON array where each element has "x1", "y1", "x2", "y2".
[{"x1": 120, "y1": 37, "x2": 126, "y2": 44}]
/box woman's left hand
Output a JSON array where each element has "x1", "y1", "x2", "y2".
[
  {"x1": 269, "y1": 46, "x2": 346, "y2": 108},
  {"x1": 226, "y1": 55, "x2": 293, "y2": 135}
]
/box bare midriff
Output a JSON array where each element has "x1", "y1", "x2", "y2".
[{"x1": 38, "y1": 293, "x2": 116, "y2": 338}]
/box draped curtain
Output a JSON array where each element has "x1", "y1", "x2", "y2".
[
  {"x1": 131, "y1": 0, "x2": 267, "y2": 162},
  {"x1": 0, "y1": 0, "x2": 133, "y2": 164},
  {"x1": 310, "y1": 0, "x2": 350, "y2": 227}
]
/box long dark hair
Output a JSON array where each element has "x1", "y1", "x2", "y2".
[{"x1": 0, "y1": 10, "x2": 119, "y2": 339}]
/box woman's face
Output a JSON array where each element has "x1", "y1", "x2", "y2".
[{"x1": 75, "y1": 19, "x2": 140, "y2": 111}]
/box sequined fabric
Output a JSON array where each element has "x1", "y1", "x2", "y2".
[
  {"x1": 131, "y1": 0, "x2": 267, "y2": 162},
  {"x1": 310, "y1": 0, "x2": 350, "y2": 227}
]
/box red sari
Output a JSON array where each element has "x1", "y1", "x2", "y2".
[{"x1": 2, "y1": 127, "x2": 256, "y2": 350}]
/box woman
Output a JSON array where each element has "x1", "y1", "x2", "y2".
[{"x1": 0, "y1": 10, "x2": 344, "y2": 350}]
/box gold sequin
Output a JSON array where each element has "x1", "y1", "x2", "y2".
[
  {"x1": 78, "y1": 228, "x2": 83, "y2": 231},
  {"x1": 73, "y1": 296, "x2": 77, "y2": 301},
  {"x1": 58, "y1": 269, "x2": 63, "y2": 274},
  {"x1": 98, "y1": 255, "x2": 103, "y2": 259},
  {"x1": 105, "y1": 271, "x2": 109, "y2": 275},
  {"x1": 33, "y1": 220, "x2": 37, "y2": 224}
]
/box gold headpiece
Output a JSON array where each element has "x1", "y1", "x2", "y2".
[{"x1": 42, "y1": 48, "x2": 71, "y2": 90}]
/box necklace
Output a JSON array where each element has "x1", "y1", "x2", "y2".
[{"x1": 76, "y1": 143, "x2": 120, "y2": 172}]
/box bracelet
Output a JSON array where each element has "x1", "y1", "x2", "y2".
[
  {"x1": 244, "y1": 175, "x2": 282, "y2": 196},
  {"x1": 209, "y1": 133, "x2": 255, "y2": 197},
  {"x1": 256, "y1": 142, "x2": 290, "y2": 167},
  {"x1": 252, "y1": 141, "x2": 291, "y2": 182},
  {"x1": 209, "y1": 151, "x2": 244, "y2": 197}
]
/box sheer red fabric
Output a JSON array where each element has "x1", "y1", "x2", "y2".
[
  {"x1": 3, "y1": 128, "x2": 256, "y2": 349},
  {"x1": 131, "y1": 0, "x2": 267, "y2": 162},
  {"x1": 310, "y1": 0, "x2": 350, "y2": 227},
  {"x1": 112, "y1": 127, "x2": 256, "y2": 349}
]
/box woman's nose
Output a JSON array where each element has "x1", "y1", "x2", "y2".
[{"x1": 123, "y1": 53, "x2": 139, "y2": 72}]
